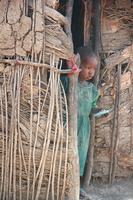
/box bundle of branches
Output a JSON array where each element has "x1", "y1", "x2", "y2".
[
  {"x1": 0, "y1": 60, "x2": 73, "y2": 199},
  {"x1": 0, "y1": 0, "x2": 74, "y2": 199},
  {"x1": 103, "y1": 5, "x2": 133, "y2": 32}
]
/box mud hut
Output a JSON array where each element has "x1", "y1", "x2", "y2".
[
  {"x1": 0, "y1": 0, "x2": 133, "y2": 200},
  {"x1": 66, "y1": 0, "x2": 133, "y2": 187},
  {"x1": 72, "y1": 0, "x2": 133, "y2": 186},
  {"x1": 0, "y1": 0, "x2": 80, "y2": 199},
  {"x1": 92, "y1": 0, "x2": 133, "y2": 184}
]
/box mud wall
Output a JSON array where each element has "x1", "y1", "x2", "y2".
[
  {"x1": 0, "y1": 0, "x2": 72, "y2": 63},
  {"x1": 0, "y1": 0, "x2": 78, "y2": 199},
  {"x1": 92, "y1": 0, "x2": 133, "y2": 182}
]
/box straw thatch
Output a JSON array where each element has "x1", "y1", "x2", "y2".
[
  {"x1": 0, "y1": 0, "x2": 76, "y2": 199},
  {"x1": 0, "y1": 63, "x2": 72, "y2": 199}
]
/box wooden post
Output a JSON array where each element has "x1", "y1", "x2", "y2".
[
  {"x1": 92, "y1": 0, "x2": 100, "y2": 54},
  {"x1": 129, "y1": 43, "x2": 133, "y2": 156},
  {"x1": 41, "y1": 0, "x2": 47, "y2": 85},
  {"x1": 109, "y1": 79, "x2": 118, "y2": 184},
  {"x1": 83, "y1": 116, "x2": 95, "y2": 187},
  {"x1": 68, "y1": 55, "x2": 80, "y2": 200},
  {"x1": 83, "y1": 0, "x2": 101, "y2": 187},
  {"x1": 83, "y1": 0, "x2": 93, "y2": 46},
  {"x1": 109, "y1": 64, "x2": 121, "y2": 184},
  {"x1": 92, "y1": 0, "x2": 100, "y2": 87},
  {"x1": 65, "y1": 1, "x2": 80, "y2": 199},
  {"x1": 129, "y1": 85, "x2": 133, "y2": 155},
  {"x1": 111, "y1": 64, "x2": 121, "y2": 184},
  {"x1": 65, "y1": 0, "x2": 74, "y2": 44}
]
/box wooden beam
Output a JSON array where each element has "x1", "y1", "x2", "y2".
[
  {"x1": 105, "y1": 46, "x2": 132, "y2": 69},
  {"x1": 129, "y1": 86, "x2": 133, "y2": 156},
  {"x1": 92, "y1": 0, "x2": 100, "y2": 54},
  {"x1": 111, "y1": 64, "x2": 121, "y2": 184},
  {"x1": 65, "y1": 1, "x2": 80, "y2": 199},
  {"x1": 65, "y1": 0, "x2": 74, "y2": 42},
  {"x1": 83, "y1": 0, "x2": 92, "y2": 46},
  {"x1": 68, "y1": 54, "x2": 80, "y2": 200},
  {"x1": 83, "y1": 0, "x2": 101, "y2": 187},
  {"x1": 83, "y1": 116, "x2": 95, "y2": 187},
  {"x1": 109, "y1": 65, "x2": 120, "y2": 184},
  {"x1": 92, "y1": 0, "x2": 100, "y2": 87},
  {"x1": 0, "y1": 59, "x2": 82, "y2": 74}
]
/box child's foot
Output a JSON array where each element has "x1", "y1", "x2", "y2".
[{"x1": 79, "y1": 189, "x2": 90, "y2": 199}]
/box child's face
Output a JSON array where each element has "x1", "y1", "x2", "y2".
[{"x1": 79, "y1": 57, "x2": 98, "y2": 81}]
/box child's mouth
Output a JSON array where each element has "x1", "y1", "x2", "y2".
[{"x1": 88, "y1": 76, "x2": 92, "y2": 79}]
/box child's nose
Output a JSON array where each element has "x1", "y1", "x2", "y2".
[{"x1": 89, "y1": 69, "x2": 94, "y2": 74}]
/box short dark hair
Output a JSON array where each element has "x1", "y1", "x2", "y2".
[{"x1": 75, "y1": 46, "x2": 98, "y2": 65}]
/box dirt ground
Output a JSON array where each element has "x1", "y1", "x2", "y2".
[{"x1": 82, "y1": 178, "x2": 133, "y2": 200}]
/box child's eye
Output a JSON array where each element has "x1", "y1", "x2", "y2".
[{"x1": 88, "y1": 68, "x2": 95, "y2": 70}]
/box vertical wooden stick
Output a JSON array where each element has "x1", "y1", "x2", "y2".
[
  {"x1": 92, "y1": 0, "x2": 100, "y2": 54},
  {"x1": 65, "y1": 1, "x2": 80, "y2": 199},
  {"x1": 41, "y1": 0, "x2": 47, "y2": 83},
  {"x1": 17, "y1": 66, "x2": 22, "y2": 200},
  {"x1": 60, "y1": 78, "x2": 69, "y2": 200},
  {"x1": 27, "y1": 66, "x2": 33, "y2": 200},
  {"x1": 129, "y1": 85, "x2": 133, "y2": 155},
  {"x1": 109, "y1": 83, "x2": 118, "y2": 184},
  {"x1": 65, "y1": 0, "x2": 74, "y2": 47},
  {"x1": 83, "y1": 0, "x2": 92, "y2": 46},
  {"x1": 111, "y1": 64, "x2": 121, "y2": 184},
  {"x1": 13, "y1": 69, "x2": 17, "y2": 200},
  {"x1": 0, "y1": 86, "x2": 4, "y2": 199},
  {"x1": 68, "y1": 54, "x2": 80, "y2": 200},
  {"x1": 8, "y1": 69, "x2": 14, "y2": 200},
  {"x1": 25, "y1": 0, "x2": 29, "y2": 16},
  {"x1": 92, "y1": 0, "x2": 100, "y2": 87},
  {"x1": 83, "y1": 117, "x2": 95, "y2": 187},
  {"x1": 32, "y1": 67, "x2": 41, "y2": 200},
  {"x1": 83, "y1": 0, "x2": 101, "y2": 187}
]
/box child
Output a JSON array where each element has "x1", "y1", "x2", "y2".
[
  {"x1": 75, "y1": 46, "x2": 99, "y2": 177},
  {"x1": 61, "y1": 46, "x2": 104, "y2": 198}
]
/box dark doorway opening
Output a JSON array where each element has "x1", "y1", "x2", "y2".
[{"x1": 71, "y1": 0, "x2": 85, "y2": 52}]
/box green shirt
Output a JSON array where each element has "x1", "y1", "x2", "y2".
[
  {"x1": 60, "y1": 76, "x2": 98, "y2": 176},
  {"x1": 77, "y1": 82, "x2": 98, "y2": 176}
]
